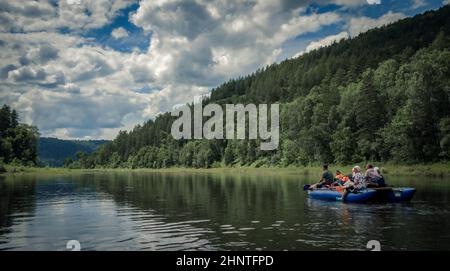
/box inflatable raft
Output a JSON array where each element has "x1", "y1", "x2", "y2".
[
  {"x1": 306, "y1": 187, "x2": 416, "y2": 203},
  {"x1": 369, "y1": 187, "x2": 416, "y2": 202},
  {"x1": 307, "y1": 188, "x2": 376, "y2": 203}
]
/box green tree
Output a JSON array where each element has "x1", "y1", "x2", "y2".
[
  {"x1": 331, "y1": 127, "x2": 354, "y2": 164},
  {"x1": 223, "y1": 141, "x2": 235, "y2": 166},
  {"x1": 439, "y1": 117, "x2": 450, "y2": 158},
  {"x1": 354, "y1": 69, "x2": 386, "y2": 160}
]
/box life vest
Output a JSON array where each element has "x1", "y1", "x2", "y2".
[
  {"x1": 335, "y1": 174, "x2": 349, "y2": 182},
  {"x1": 335, "y1": 174, "x2": 344, "y2": 179}
]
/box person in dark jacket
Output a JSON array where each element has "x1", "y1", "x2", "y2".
[{"x1": 309, "y1": 164, "x2": 334, "y2": 190}]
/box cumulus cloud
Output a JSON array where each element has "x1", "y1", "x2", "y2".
[
  {"x1": 111, "y1": 27, "x2": 129, "y2": 39},
  {"x1": 411, "y1": 0, "x2": 427, "y2": 9},
  {"x1": 8, "y1": 66, "x2": 47, "y2": 82},
  {"x1": 0, "y1": 31, "x2": 135, "y2": 138},
  {"x1": 293, "y1": 31, "x2": 349, "y2": 57},
  {"x1": 366, "y1": 0, "x2": 381, "y2": 5},
  {"x1": 348, "y1": 11, "x2": 405, "y2": 36},
  {"x1": 329, "y1": 0, "x2": 373, "y2": 5},
  {"x1": 130, "y1": 0, "x2": 342, "y2": 88},
  {"x1": 15, "y1": 87, "x2": 148, "y2": 138},
  {"x1": 20, "y1": 44, "x2": 59, "y2": 66},
  {"x1": 0, "y1": 0, "x2": 137, "y2": 32},
  {"x1": 1, "y1": 64, "x2": 18, "y2": 79}
]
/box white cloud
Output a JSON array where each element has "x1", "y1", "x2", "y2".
[
  {"x1": 412, "y1": 0, "x2": 426, "y2": 9},
  {"x1": 111, "y1": 27, "x2": 129, "y2": 39},
  {"x1": 348, "y1": 11, "x2": 406, "y2": 36},
  {"x1": 0, "y1": 31, "x2": 137, "y2": 138},
  {"x1": 14, "y1": 87, "x2": 147, "y2": 139},
  {"x1": 8, "y1": 66, "x2": 47, "y2": 82},
  {"x1": 366, "y1": 0, "x2": 381, "y2": 5},
  {"x1": 331, "y1": 0, "x2": 374, "y2": 5},
  {"x1": 130, "y1": 0, "x2": 342, "y2": 88},
  {"x1": 293, "y1": 31, "x2": 349, "y2": 58},
  {"x1": 0, "y1": 0, "x2": 137, "y2": 32}
]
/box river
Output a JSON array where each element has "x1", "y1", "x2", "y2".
[{"x1": 0, "y1": 171, "x2": 449, "y2": 250}]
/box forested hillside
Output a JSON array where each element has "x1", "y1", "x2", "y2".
[
  {"x1": 38, "y1": 138, "x2": 109, "y2": 167},
  {"x1": 69, "y1": 6, "x2": 450, "y2": 169},
  {"x1": 0, "y1": 105, "x2": 39, "y2": 168}
]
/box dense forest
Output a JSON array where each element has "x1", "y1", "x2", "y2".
[
  {"x1": 68, "y1": 6, "x2": 450, "y2": 169},
  {"x1": 0, "y1": 105, "x2": 39, "y2": 168},
  {"x1": 38, "y1": 138, "x2": 109, "y2": 167}
]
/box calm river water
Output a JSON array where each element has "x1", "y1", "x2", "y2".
[{"x1": 0, "y1": 171, "x2": 449, "y2": 251}]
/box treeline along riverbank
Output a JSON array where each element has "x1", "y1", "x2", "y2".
[{"x1": 3, "y1": 163, "x2": 450, "y2": 179}]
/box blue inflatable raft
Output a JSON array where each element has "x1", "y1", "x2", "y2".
[
  {"x1": 370, "y1": 187, "x2": 416, "y2": 202},
  {"x1": 307, "y1": 188, "x2": 376, "y2": 203},
  {"x1": 306, "y1": 187, "x2": 416, "y2": 203}
]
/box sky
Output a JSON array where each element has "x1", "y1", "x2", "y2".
[{"x1": 0, "y1": 0, "x2": 448, "y2": 140}]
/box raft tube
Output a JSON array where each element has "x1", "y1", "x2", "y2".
[
  {"x1": 370, "y1": 187, "x2": 416, "y2": 202},
  {"x1": 307, "y1": 188, "x2": 376, "y2": 203}
]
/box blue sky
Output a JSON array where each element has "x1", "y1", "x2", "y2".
[
  {"x1": 0, "y1": 0, "x2": 447, "y2": 139},
  {"x1": 82, "y1": 3, "x2": 151, "y2": 53}
]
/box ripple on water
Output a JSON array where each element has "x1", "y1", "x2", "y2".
[
  {"x1": 226, "y1": 241, "x2": 249, "y2": 247},
  {"x1": 238, "y1": 227, "x2": 255, "y2": 231},
  {"x1": 221, "y1": 231, "x2": 240, "y2": 234}
]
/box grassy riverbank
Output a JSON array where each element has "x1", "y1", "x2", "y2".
[{"x1": 1, "y1": 162, "x2": 450, "y2": 177}]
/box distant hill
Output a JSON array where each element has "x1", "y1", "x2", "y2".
[{"x1": 38, "y1": 137, "x2": 109, "y2": 167}]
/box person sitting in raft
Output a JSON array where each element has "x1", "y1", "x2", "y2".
[
  {"x1": 373, "y1": 166, "x2": 386, "y2": 187},
  {"x1": 364, "y1": 164, "x2": 383, "y2": 187},
  {"x1": 335, "y1": 170, "x2": 344, "y2": 180},
  {"x1": 332, "y1": 170, "x2": 350, "y2": 186},
  {"x1": 309, "y1": 164, "x2": 334, "y2": 190},
  {"x1": 341, "y1": 166, "x2": 367, "y2": 202}
]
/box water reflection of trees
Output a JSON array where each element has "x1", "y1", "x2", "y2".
[
  {"x1": 80, "y1": 173, "x2": 450, "y2": 250},
  {"x1": 92, "y1": 172, "x2": 299, "y2": 223},
  {"x1": 88, "y1": 172, "x2": 308, "y2": 250},
  {"x1": 0, "y1": 175, "x2": 37, "y2": 238}
]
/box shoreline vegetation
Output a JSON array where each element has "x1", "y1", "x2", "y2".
[{"x1": 1, "y1": 162, "x2": 450, "y2": 178}]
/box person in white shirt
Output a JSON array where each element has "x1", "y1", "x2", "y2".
[{"x1": 341, "y1": 165, "x2": 366, "y2": 202}]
